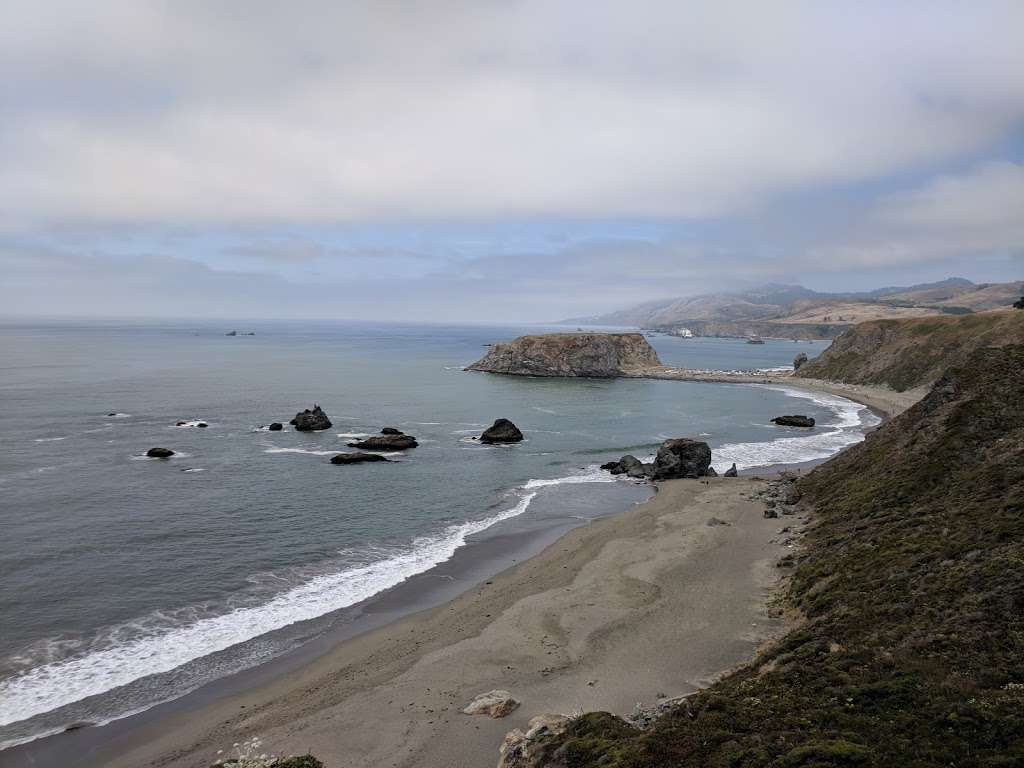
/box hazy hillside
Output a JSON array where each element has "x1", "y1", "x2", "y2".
[
  {"x1": 517, "y1": 343, "x2": 1024, "y2": 767},
  {"x1": 796, "y1": 309, "x2": 1024, "y2": 391},
  {"x1": 565, "y1": 278, "x2": 1024, "y2": 339}
]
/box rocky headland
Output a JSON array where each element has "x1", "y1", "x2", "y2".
[{"x1": 467, "y1": 333, "x2": 662, "y2": 378}]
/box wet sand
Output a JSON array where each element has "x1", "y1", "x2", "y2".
[{"x1": 23, "y1": 477, "x2": 793, "y2": 768}]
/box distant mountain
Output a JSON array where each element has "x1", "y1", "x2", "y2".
[{"x1": 563, "y1": 278, "x2": 1023, "y2": 340}]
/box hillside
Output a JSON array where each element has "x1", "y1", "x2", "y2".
[
  {"x1": 796, "y1": 309, "x2": 1024, "y2": 391},
  {"x1": 511, "y1": 343, "x2": 1024, "y2": 767},
  {"x1": 565, "y1": 279, "x2": 1023, "y2": 339}
]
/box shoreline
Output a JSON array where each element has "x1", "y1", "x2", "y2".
[{"x1": 0, "y1": 378, "x2": 904, "y2": 768}]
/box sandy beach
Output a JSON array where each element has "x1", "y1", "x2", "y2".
[{"x1": 29, "y1": 476, "x2": 790, "y2": 768}]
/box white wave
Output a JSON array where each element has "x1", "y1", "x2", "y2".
[
  {"x1": 0, "y1": 490, "x2": 540, "y2": 728},
  {"x1": 263, "y1": 447, "x2": 337, "y2": 457},
  {"x1": 523, "y1": 466, "x2": 615, "y2": 489},
  {"x1": 180, "y1": 468, "x2": 206, "y2": 473},
  {"x1": 106, "y1": 413, "x2": 131, "y2": 418},
  {"x1": 336, "y1": 432, "x2": 370, "y2": 439},
  {"x1": 757, "y1": 366, "x2": 793, "y2": 373},
  {"x1": 172, "y1": 420, "x2": 208, "y2": 428},
  {"x1": 710, "y1": 386, "x2": 879, "y2": 472},
  {"x1": 33, "y1": 437, "x2": 67, "y2": 442}
]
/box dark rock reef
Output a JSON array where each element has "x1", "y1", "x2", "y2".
[
  {"x1": 146, "y1": 447, "x2": 174, "y2": 458},
  {"x1": 601, "y1": 439, "x2": 713, "y2": 480},
  {"x1": 771, "y1": 415, "x2": 815, "y2": 427},
  {"x1": 290, "y1": 405, "x2": 332, "y2": 432},
  {"x1": 348, "y1": 434, "x2": 418, "y2": 450},
  {"x1": 480, "y1": 418, "x2": 524, "y2": 444},
  {"x1": 330, "y1": 452, "x2": 390, "y2": 465},
  {"x1": 467, "y1": 333, "x2": 661, "y2": 378}
]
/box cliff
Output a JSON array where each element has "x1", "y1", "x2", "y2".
[
  {"x1": 796, "y1": 309, "x2": 1024, "y2": 391},
  {"x1": 510, "y1": 344, "x2": 1024, "y2": 767},
  {"x1": 467, "y1": 333, "x2": 661, "y2": 378}
]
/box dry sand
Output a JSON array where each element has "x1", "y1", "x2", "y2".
[{"x1": 68, "y1": 477, "x2": 795, "y2": 768}]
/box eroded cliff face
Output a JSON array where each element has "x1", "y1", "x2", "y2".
[{"x1": 467, "y1": 333, "x2": 662, "y2": 377}]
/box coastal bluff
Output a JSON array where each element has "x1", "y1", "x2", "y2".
[{"x1": 467, "y1": 332, "x2": 661, "y2": 377}]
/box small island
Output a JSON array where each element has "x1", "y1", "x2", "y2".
[{"x1": 466, "y1": 332, "x2": 661, "y2": 378}]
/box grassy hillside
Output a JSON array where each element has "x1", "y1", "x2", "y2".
[
  {"x1": 520, "y1": 344, "x2": 1024, "y2": 767},
  {"x1": 796, "y1": 310, "x2": 1024, "y2": 391}
]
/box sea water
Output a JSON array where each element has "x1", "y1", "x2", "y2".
[{"x1": 0, "y1": 321, "x2": 866, "y2": 747}]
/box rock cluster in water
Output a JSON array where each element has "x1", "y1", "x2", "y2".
[
  {"x1": 601, "y1": 438, "x2": 715, "y2": 480},
  {"x1": 330, "y1": 452, "x2": 390, "y2": 465},
  {"x1": 771, "y1": 415, "x2": 815, "y2": 428},
  {"x1": 348, "y1": 429, "x2": 419, "y2": 450},
  {"x1": 291, "y1": 405, "x2": 333, "y2": 432}
]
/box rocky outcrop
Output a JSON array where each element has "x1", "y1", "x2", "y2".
[
  {"x1": 724, "y1": 463, "x2": 738, "y2": 477},
  {"x1": 498, "y1": 714, "x2": 571, "y2": 768},
  {"x1": 467, "y1": 333, "x2": 661, "y2": 378},
  {"x1": 602, "y1": 454, "x2": 650, "y2": 478},
  {"x1": 771, "y1": 415, "x2": 815, "y2": 427},
  {"x1": 330, "y1": 452, "x2": 390, "y2": 465},
  {"x1": 146, "y1": 447, "x2": 174, "y2": 458},
  {"x1": 480, "y1": 419, "x2": 525, "y2": 444},
  {"x1": 793, "y1": 352, "x2": 809, "y2": 370},
  {"x1": 462, "y1": 690, "x2": 520, "y2": 718},
  {"x1": 290, "y1": 405, "x2": 332, "y2": 432},
  {"x1": 268, "y1": 422, "x2": 283, "y2": 431},
  {"x1": 348, "y1": 434, "x2": 418, "y2": 450},
  {"x1": 651, "y1": 438, "x2": 712, "y2": 480}
]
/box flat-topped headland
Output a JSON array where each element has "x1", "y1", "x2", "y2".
[{"x1": 467, "y1": 332, "x2": 661, "y2": 377}]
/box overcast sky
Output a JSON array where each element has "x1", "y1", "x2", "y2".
[{"x1": 2, "y1": 1, "x2": 1023, "y2": 322}]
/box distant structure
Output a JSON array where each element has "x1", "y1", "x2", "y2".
[{"x1": 674, "y1": 327, "x2": 694, "y2": 338}]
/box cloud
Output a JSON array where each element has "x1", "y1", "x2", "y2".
[{"x1": 2, "y1": 1, "x2": 1023, "y2": 226}]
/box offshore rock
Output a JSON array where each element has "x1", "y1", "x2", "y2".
[
  {"x1": 380, "y1": 427, "x2": 403, "y2": 435},
  {"x1": 650, "y1": 438, "x2": 712, "y2": 480},
  {"x1": 268, "y1": 422, "x2": 283, "y2": 431},
  {"x1": 330, "y1": 452, "x2": 391, "y2": 465},
  {"x1": 480, "y1": 418, "x2": 524, "y2": 444},
  {"x1": 771, "y1": 415, "x2": 815, "y2": 428},
  {"x1": 467, "y1": 333, "x2": 661, "y2": 378},
  {"x1": 290, "y1": 405, "x2": 332, "y2": 432},
  {"x1": 348, "y1": 434, "x2": 418, "y2": 450},
  {"x1": 146, "y1": 447, "x2": 174, "y2": 458}
]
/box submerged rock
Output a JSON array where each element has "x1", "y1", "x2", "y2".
[
  {"x1": 771, "y1": 415, "x2": 815, "y2": 428},
  {"x1": 480, "y1": 418, "x2": 524, "y2": 444},
  {"x1": 348, "y1": 434, "x2": 418, "y2": 450},
  {"x1": 724, "y1": 463, "x2": 738, "y2": 477},
  {"x1": 463, "y1": 690, "x2": 520, "y2": 718},
  {"x1": 268, "y1": 422, "x2": 283, "y2": 431},
  {"x1": 330, "y1": 452, "x2": 391, "y2": 465},
  {"x1": 146, "y1": 447, "x2": 174, "y2": 458},
  {"x1": 291, "y1": 405, "x2": 332, "y2": 432},
  {"x1": 650, "y1": 438, "x2": 712, "y2": 480}
]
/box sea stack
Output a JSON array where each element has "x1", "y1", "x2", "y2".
[
  {"x1": 479, "y1": 418, "x2": 524, "y2": 444},
  {"x1": 290, "y1": 405, "x2": 332, "y2": 431},
  {"x1": 467, "y1": 333, "x2": 661, "y2": 378}
]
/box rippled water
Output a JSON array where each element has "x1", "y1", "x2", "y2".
[{"x1": 0, "y1": 321, "x2": 858, "y2": 747}]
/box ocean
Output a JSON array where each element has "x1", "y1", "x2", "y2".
[{"x1": 0, "y1": 321, "x2": 873, "y2": 749}]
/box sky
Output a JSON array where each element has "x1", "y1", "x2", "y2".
[{"x1": 2, "y1": 1, "x2": 1023, "y2": 322}]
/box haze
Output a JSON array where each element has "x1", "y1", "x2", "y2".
[{"x1": 2, "y1": 1, "x2": 1023, "y2": 322}]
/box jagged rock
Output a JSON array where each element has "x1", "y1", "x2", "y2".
[
  {"x1": 380, "y1": 427, "x2": 403, "y2": 435},
  {"x1": 480, "y1": 418, "x2": 524, "y2": 444},
  {"x1": 705, "y1": 466, "x2": 718, "y2": 477},
  {"x1": 290, "y1": 405, "x2": 332, "y2": 432},
  {"x1": 467, "y1": 333, "x2": 661, "y2": 378},
  {"x1": 650, "y1": 438, "x2": 712, "y2": 480},
  {"x1": 462, "y1": 690, "x2": 520, "y2": 718},
  {"x1": 771, "y1": 415, "x2": 815, "y2": 428},
  {"x1": 724, "y1": 463, "x2": 738, "y2": 477},
  {"x1": 793, "y1": 352, "x2": 809, "y2": 370},
  {"x1": 600, "y1": 460, "x2": 620, "y2": 471},
  {"x1": 330, "y1": 452, "x2": 391, "y2": 465},
  {"x1": 498, "y1": 714, "x2": 571, "y2": 768},
  {"x1": 146, "y1": 447, "x2": 174, "y2": 458},
  {"x1": 268, "y1": 422, "x2": 283, "y2": 431},
  {"x1": 348, "y1": 434, "x2": 418, "y2": 450}
]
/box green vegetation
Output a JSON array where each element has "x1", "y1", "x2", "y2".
[
  {"x1": 796, "y1": 310, "x2": 1024, "y2": 391},
  {"x1": 528, "y1": 345, "x2": 1024, "y2": 767}
]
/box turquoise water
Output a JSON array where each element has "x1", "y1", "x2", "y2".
[{"x1": 0, "y1": 321, "x2": 857, "y2": 747}]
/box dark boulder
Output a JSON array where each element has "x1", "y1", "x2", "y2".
[
  {"x1": 176, "y1": 420, "x2": 188, "y2": 426},
  {"x1": 793, "y1": 352, "x2": 809, "y2": 370},
  {"x1": 291, "y1": 405, "x2": 332, "y2": 432},
  {"x1": 196, "y1": 422, "x2": 208, "y2": 428},
  {"x1": 268, "y1": 422, "x2": 283, "y2": 431},
  {"x1": 330, "y1": 452, "x2": 391, "y2": 465},
  {"x1": 600, "y1": 460, "x2": 620, "y2": 471},
  {"x1": 480, "y1": 418, "x2": 524, "y2": 444},
  {"x1": 348, "y1": 434, "x2": 418, "y2": 451},
  {"x1": 724, "y1": 463, "x2": 738, "y2": 478},
  {"x1": 146, "y1": 447, "x2": 175, "y2": 458},
  {"x1": 650, "y1": 438, "x2": 712, "y2": 480},
  {"x1": 705, "y1": 466, "x2": 718, "y2": 477},
  {"x1": 771, "y1": 415, "x2": 815, "y2": 428},
  {"x1": 381, "y1": 427, "x2": 403, "y2": 435}
]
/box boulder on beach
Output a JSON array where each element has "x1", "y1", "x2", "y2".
[
  {"x1": 479, "y1": 418, "x2": 524, "y2": 444},
  {"x1": 146, "y1": 447, "x2": 175, "y2": 458},
  {"x1": 705, "y1": 466, "x2": 718, "y2": 477},
  {"x1": 380, "y1": 427, "x2": 403, "y2": 435},
  {"x1": 603, "y1": 454, "x2": 651, "y2": 479},
  {"x1": 330, "y1": 452, "x2": 391, "y2": 465},
  {"x1": 268, "y1": 422, "x2": 283, "y2": 431},
  {"x1": 290, "y1": 405, "x2": 332, "y2": 432},
  {"x1": 463, "y1": 690, "x2": 520, "y2": 718},
  {"x1": 724, "y1": 463, "x2": 738, "y2": 477},
  {"x1": 771, "y1": 415, "x2": 815, "y2": 428},
  {"x1": 348, "y1": 434, "x2": 418, "y2": 450},
  {"x1": 651, "y1": 438, "x2": 712, "y2": 480}
]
